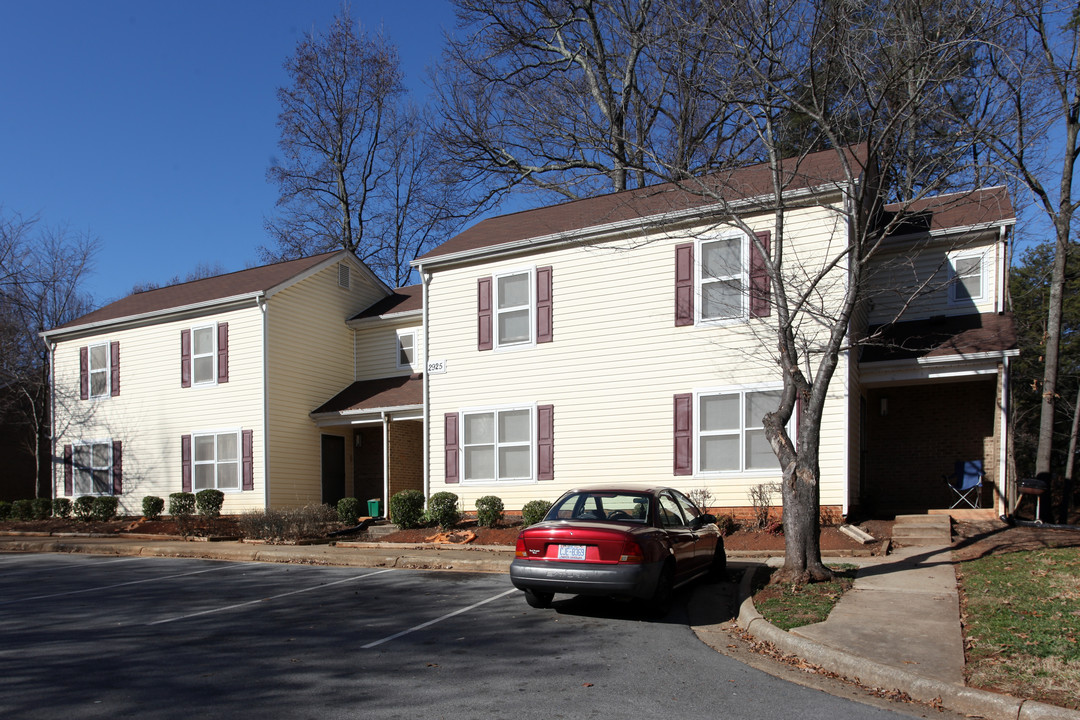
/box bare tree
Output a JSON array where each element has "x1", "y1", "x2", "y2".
[
  {"x1": 0, "y1": 209, "x2": 97, "y2": 498},
  {"x1": 974, "y1": 0, "x2": 1079, "y2": 511},
  {"x1": 130, "y1": 261, "x2": 228, "y2": 295},
  {"x1": 264, "y1": 11, "x2": 466, "y2": 285}
]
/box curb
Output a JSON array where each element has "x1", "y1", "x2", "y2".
[{"x1": 735, "y1": 564, "x2": 1080, "y2": 720}]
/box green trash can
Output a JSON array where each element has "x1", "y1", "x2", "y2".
[{"x1": 367, "y1": 498, "x2": 381, "y2": 517}]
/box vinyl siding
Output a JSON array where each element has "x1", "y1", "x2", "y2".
[
  {"x1": 52, "y1": 303, "x2": 266, "y2": 515},
  {"x1": 354, "y1": 317, "x2": 424, "y2": 380},
  {"x1": 265, "y1": 262, "x2": 386, "y2": 507},
  {"x1": 426, "y1": 204, "x2": 852, "y2": 512}
]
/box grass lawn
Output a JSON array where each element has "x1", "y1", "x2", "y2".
[
  {"x1": 957, "y1": 547, "x2": 1080, "y2": 710},
  {"x1": 751, "y1": 564, "x2": 858, "y2": 631}
]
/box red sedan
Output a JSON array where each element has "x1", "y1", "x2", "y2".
[{"x1": 509, "y1": 486, "x2": 725, "y2": 610}]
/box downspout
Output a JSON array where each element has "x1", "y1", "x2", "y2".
[
  {"x1": 421, "y1": 266, "x2": 431, "y2": 505},
  {"x1": 48, "y1": 340, "x2": 56, "y2": 500},
  {"x1": 997, "y1": 225, "x2": 1008, "y2": 313},
  {"x1": 1001, "y1": 354, "x2": 1011, "y2": 517},
  {"x1": 258, "y1": 294, "x2": 270, "y2": 509},
  {"x1": 382, "y1": 411, "x2": 390, "y2": 517}
]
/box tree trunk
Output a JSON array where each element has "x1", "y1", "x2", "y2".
[{"x1": 774, "y1": 458, "x2": 833, "y2": 584}]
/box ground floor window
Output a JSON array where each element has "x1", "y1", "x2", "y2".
[
  {"x1": 697, "y1": 388, "x2": 783, "y2": 473},
  {"x1": 73, "y1": 441, "x2": 113, "y2": 495},
  {"x1": 462, "y1": 406, "x2": 533, "y2": 482},
  {"x1": 193, "y1": 431, "x2": 240, "y2": 490}
]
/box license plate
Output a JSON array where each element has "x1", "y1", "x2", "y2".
[{"x1": 557, "y1": 544, "x2": 587, "y2": 560}]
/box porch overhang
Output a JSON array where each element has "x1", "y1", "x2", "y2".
[
  {"x1": 859, "y1": 312, "x2": 1017, "y2": 387},
  {"x1": 311, "y1": 374, "x2": 423, "y2": 427}
]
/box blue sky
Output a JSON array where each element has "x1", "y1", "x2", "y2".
[{"x1": 0, "y1": 0, "x2": 457, "y2": 306}]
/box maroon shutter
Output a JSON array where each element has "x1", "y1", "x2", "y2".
[
  {"x1": 675, "y1": 243, "x2": 694, "y2": 326},
  {"x1": 79, "y1": 346, "x2": 89, "y2": 400},
  {"x1": 112, "y1": 440, "x2": 123, "y2": 495},
  {"x1": 242, "y1": 429, "x2": 254, "y2": 491},
  {"x1": 536, "y1": 266, "x2": 553, "y2": 343},
  {"x1": 750, "y1": 230, "x2": 771, "y2": 318},
  {"x1": 537, "y1": 404, "x2": 554, "y2": 480},
  {"x1": 180, "y1": 329, "x2": 191, "y2": 388},
  {"x1": 110, "y1": 341, "x2": 120, "y2": 397},
  {"x1": 64, "y1": 444, "x2": 73, "y2": 495},
  {"x1": 477, "y1": 277, "x2": 493, "y2": 351},
  {"x1": 444, "y1": 413, "x2": 460, "y2": 484},
  {"x1": 217, "y1": 322, "x2": 229, "y2": 383},
  {"x1": 181, "y1": 434, "x2": 192, "y2": 492},
  {"x1": 674, "y1": 393, "x2": 693, "y2": 476}
]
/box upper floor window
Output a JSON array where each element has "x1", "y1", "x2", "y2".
[
  {"x1": 397, "y1": 330, "x2": 417, "y2": 370},
  {"x1": 949, "y1": 251, "x2": 985, "y2": 304},
  {"x1": 700, "y1": 236, "x2": 746, "y2": 321},
  {"x1": 477, "y1": 267, "x2": 553, "y2": 351},
  {"x1": 79, "y1": 341, "x2": 119, "y2": 400},
  {"x1": 675, "y1": 232, "x2": 770, "y2": 327},
  {"x1": 181, "y1": 323, "x2": 229, "y2": 388}
]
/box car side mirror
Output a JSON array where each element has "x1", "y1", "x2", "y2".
[{"x1": 691, "y1": 514, "x2": 716, "y2": 530}]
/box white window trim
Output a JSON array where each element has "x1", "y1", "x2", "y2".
[
  {"x1": 191, "y1": 428, "x2": 242, "y2": 493},
  {"x1": 87, "y1": 342, "x2": 110, "y2": 399},
  {"x1": 947, "y1": 249, "x2": 986, "y2": 304},
  {"x1": 458, "y1": 402, "x2": 537, "y2": 485},
  {"x1": 693, "y1": 384, "x2": 791, "y2": 477},
  {"x1": 190, "y1": 324, "x2": 218, "y2": 387},
  {"x1": 493, "y1": 267, "x2": 536, "y2": 351},
  {"x1": 695, "y1": 232, "x2": 749, "y2": 326},
  {"x1": 396, "y1": 329, "x2": 419, "y2": 370},
  {"x1": 72, "y1": 438, "x2": 114, "y2": 496}
]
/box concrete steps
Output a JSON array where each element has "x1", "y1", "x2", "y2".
[
  {"x1": 362, "y1": 523, "x2": 400, "y2": 539},
  {"x1": 891, "y1": 514, "x2": 952, "y2": 546}
]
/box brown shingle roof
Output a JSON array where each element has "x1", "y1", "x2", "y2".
[
  {"x1": 882, "y1": 187, "x2": 1014, "y2": 236},
  {"x1": 50, "y1": 250, "x2": 348, "y2": 333},
  {"x1": 861, "y1": 312, "x2": 1017, "y2": 363},
  {"x1": 312, "y1": 374, "x2": 423, "y2": 415},
  {"x1": 351, "y1": 284, "x2": 422, "y2": 320},
  {"x1": 418, "y1": 145, "x2": 870, "y2": 262}
]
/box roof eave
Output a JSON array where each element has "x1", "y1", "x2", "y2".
[{"x1": 346, "y1": 309, "x2": 423, "y2": 329}]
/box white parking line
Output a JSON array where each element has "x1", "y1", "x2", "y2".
[
  {"x1": 0, "y1": 556, "x2": 142, "y2": 572},
  {"x1": 361, "y1": 588, "x2": 518, "y2": 649},
  {"x1": 148, "y1": 568, "x2": 395, "y2": 625},
  {"x1": 0, "y1": 562, "x2": 256, "y2": 605}
]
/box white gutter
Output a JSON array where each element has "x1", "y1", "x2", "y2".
[
  {"x1": 412, "y1": 184, "x2": 844, "y2": 269},
  {"x1": 421, "y1": 266, "x2": 431, "y2": 505},
  {"x1": 259, "y1": 296, "x2": 270, "y2": 510},
  {"x1": 382, "y1": 412, "x2": 390, "y2": 517},
  {"x1": 346, "y1": 309, "x2": 422, "y2": 329},
  {"x1": 997, "y1": 225, "x2": 1009, "y2": 313},
  {"x1": 41, "y1": 291, "x2": 266, "y2": 340},
  {"x1": 310, "y1": 404, "x2": 423, "y2": 426},
  {"x1": 48, "y1": 340, "x2": 56, "y2": 500}
]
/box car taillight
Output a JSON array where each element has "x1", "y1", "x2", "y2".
[
  {"x1": 515, "y1": 537, "x2": 528, "y2": 558},
  {"x1": 619, "y1": 539, "x2": 643, "y2": 564}
]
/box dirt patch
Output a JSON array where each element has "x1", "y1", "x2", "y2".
[
  {"x1": 0, "y1": 516, "x2": 240, "y2": 537},
  {"x1": 951, "y1": 519, "x2": 1080, "y2": 562}
]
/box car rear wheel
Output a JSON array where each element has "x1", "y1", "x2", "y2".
[
  {"x1": 523, "y1": 589, "x2": 554, "y2": 608},
  {"x1": 646, "y1": 564, "x2": 674, "y2": 616}
]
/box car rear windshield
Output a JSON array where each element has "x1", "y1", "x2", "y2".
[{"x1": 547, "y1": 492, "x2": 651, "y2": 523}]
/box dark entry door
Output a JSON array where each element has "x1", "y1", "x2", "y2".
[{"x1": 321, "y1": 434, "x2": 346, "y2": 506}]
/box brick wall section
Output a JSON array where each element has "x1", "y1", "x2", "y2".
[
  {"x1": 863, "y1": 378, "x2": 998, "y2": 515},
  {"x1": 388, "y1": 420, "x2": 423, "y2": 496}
]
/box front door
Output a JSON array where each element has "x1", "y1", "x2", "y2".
[{"x1": 321, "y1": 434, "x2": 346, "y2": 506}]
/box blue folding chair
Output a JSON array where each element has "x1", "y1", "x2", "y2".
[{"x1": 944, "y1": 460, "x2": 985, "y2": 509}]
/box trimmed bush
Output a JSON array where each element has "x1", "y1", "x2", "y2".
[
  {"x1": 142, "y1": 496, "x2": 165, "y2": 521},
  {"x1": 475, "y1": 495, "x2": 504, "y2": 528},
  {"x1": 389, "y1": 489, "x2": 425, "y2": 529},
  {"x1": 168, "y1": 492, "x2": 196, "y2": 517},
  {"x1": 237, "y1": 505, "x2": 338, "y2": 543},
  {"x1": 91, "y1": 496, "x2": 119, "y2": 521},
  {"x1": 521, "y1": 499, "x2": 553, "y2": 527},
  {"x1": 73, "y1": 495, "x2": 95, "y2": 520},
  {"x1": 0, "y1": 500, "x2": 12, "y2": 520},
  {"x1": 427, "y1": 491, "x2": 460, "y2": 530},
  {"x1": 195, "y1": 489, "x2": 225, "y2": 518},
  {"x1": 31, "y1": 498, "x2": 52, "y2": 520},
  {"x1": 11, "y1": 499, "x2": 33, "y2": 521},
  {"x1": 336, "y1": 497, "x2": 362, "y2": 524},
  {"x1": 52, "y1": 498, "x2": 72, "y2": 519}
]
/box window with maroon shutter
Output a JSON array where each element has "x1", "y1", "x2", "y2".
[
  {"x1": 181, "y1": 434, "x2": 192, "y2": 492},
  {"x1": 180, "y1": 329, "x2": 191, "y2": 388},
  {"x1": 242, "y1": 429, "x2": 254, "y2": 490},
  {"x1": 217, "y1": 322, "x2": 229, "y2": 383},
  {"x1": 79, "y1": 347, "x2": 89, "y2": 400},
  {"x1": 536, "y1": 267, "x2": 553, "y2": 343},
  {"x1": 675, "y1": 244, "x2": 694, "y2": 326},
  {"x1": 64, "y1": 444, "x2": 73, "y2": 495},
  {"x1": 537, "y1": 404, "x2": 554, "y2": 480},
  {"x1": 674, "y1": 394, "x2": 693, "y2": 475},
  {"x1": 477, "y1": 277, "x2": 493, "y2": 351},
  {"x1": 444, "y1": 413, "x2": 460, "y2": 483},
  {"x1": 110, "y1": 341, "x2": 120, "y2": 397},
  {"x1": 112, "y1": 440, "x2": 123, "y2": 495},
  {"x1": 749, "y1": 230, "x2": 771, "y2": 318}
]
